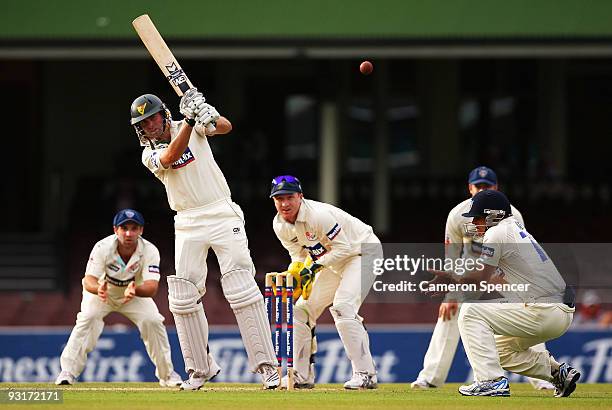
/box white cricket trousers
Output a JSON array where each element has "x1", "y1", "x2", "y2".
[
  {"x1": 458, "y1": 302, "x2": 574, "y2": 382},
  {"x1": 60, "y1": 291, "x2": 174, "y2": 380},
  {"x1": 417, "y1": 304, "x2": 551, "y2": 386},
  {"x1": 293, "y1": 234, "x2": 380, "y2": 381},
  {"x1": 174, "y1": 198, "x2": 255, "y2": 290}
]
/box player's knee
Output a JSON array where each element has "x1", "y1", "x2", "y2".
[
  {"x1": 167, "y1": 276, "x2": 201, "y2": 314},
  {"x1": 294, "y1": 303, "x2": 313, "y2": 325},
  {"x1": 329, "y1": 302, "x2": 359, "y2": 322},
  {"x1": 221, "y1": 269, "x2": 261, "y2": 310},
  {"x1": 457, "y1": 303, "x2": 480, "y2": 322}
]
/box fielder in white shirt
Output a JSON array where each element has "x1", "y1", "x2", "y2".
[
  {"x1": 270, "y1": 175, "x2": 380, "y2": 390},
  {"x1": 427, "y1": 190, "x2": 580, "y2": 397},
  {"x1": 130, "y1": 90, "x2": 278, "y2": 390},
  {"x1": 55, "y1": 209, "x2": 182, "y2": 387},
  {"x1": 412, "y1": 166, "x2": 553, "y2": 390}
]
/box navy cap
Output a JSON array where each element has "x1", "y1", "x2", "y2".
[
  {"x1": 468, "y1": 166, "x2": 497, "y2": 186},
  {"x1": 113, "y1": 209, "x2": 145, "y2": 226},
  {"x1": 270, "y1": 175, "x2": 303, "y2": 198}
]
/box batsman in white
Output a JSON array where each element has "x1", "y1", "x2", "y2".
[
  {"x1": 55, "y1": 209, "x2": 182, "y2": 386},
  {"x1": 130, "y1": 91, "x2": 278, "y2": 390},
  {"x1": 412, "y1": 166, "x2": 554, "y2": 390},
  {"x1": 427, "y1": 190, "x2": 580, "y2": 397},
  {"x1": 270, "y1": 175, "x2": 380, "y2": 390}
]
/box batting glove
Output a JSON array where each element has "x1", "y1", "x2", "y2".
[
  {"x1": 194, "y1": 102, "x2": 220, "y2": 127},
  {"x1": 179, "y1": 88, "x2": 205, "y2": 120}
]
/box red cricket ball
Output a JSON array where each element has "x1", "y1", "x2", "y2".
[{"x1": 360, "y1": 60, "x2": 373, "y2": 75}]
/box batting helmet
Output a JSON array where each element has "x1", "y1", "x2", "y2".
[
  {"x1": 130, "y1": 94, "x2": 172, "y2": 146},
  {"x1": 462, "y1": 190, "x2": 511, "y2": 238}
]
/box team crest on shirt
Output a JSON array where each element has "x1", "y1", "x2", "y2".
[
  {"x1": 128, "y1": 262, "x2": 140, "y2": 273},
  {"x1": 305, "y1": 231, "x2": 317, "y2": 241},
  {"x1": 172, "y1": 147, "x2": 196, "y2": 169}
]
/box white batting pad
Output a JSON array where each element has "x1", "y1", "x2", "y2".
[
  {"x1": 293, "y1": 306, "x2": 316, "y2": 384},
  {"x1": 221, "y1": 269, "x2": 276, "y2": 372},
  {"x1": 330, "y1": 303, "x2": 376, "y2": 375},
  {"x1": 167, "y1": 275, "x2": 219, "y2": 378}
]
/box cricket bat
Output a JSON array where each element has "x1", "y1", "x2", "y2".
[
  {"x1": 132, "y1": 14, "x2": 214, "y2": 131},
  {"x1": 132, "y1": 14, "x2": 193, "y2": 96}
]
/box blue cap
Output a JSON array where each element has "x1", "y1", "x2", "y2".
[
  {"x1": 113, "y1": 209, "x2": 145, "y2": 226},
  {"x1": 270, "y1": 175, "x2": 303, "y2": 198},
  {"x1": 468, "y1": 166, "x2": 497, "y2": 186}
]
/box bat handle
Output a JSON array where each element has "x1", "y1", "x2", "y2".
[{"x1": 205, "y1": 122, "x2": 217, "y2": 134}]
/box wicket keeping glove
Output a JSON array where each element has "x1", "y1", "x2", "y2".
[{"x1": 299, "y1": 263, "x2": 323, "y2": 294}]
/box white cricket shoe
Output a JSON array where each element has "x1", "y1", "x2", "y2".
[
  {"x1": 259, "y1": 364, "x2": 280, "y2": 390},
  {"x1": 54, "y1": 370, "x2": 76, "y2": 385},
  {"x1": 458, "y1": 376, "x2": 510, "y2": 397},
  {"x1": 411, "y1": 377, "x2": 436, "y2": 389},
  {"x1": 534, "y1": 380, "x2": 555, "y2": 390},
  {"x1": 552, "y1": 363, "x2": 580, "y2": 398},
  {"x1": 159, "y1": 370, "x2": 183, "y2": 387},
  {"x1": 343, "y1": 372, "x2": 378, "y2": 390},
  {"x1": 180, "y1": 365, "x2": 221, "y2": 391}
]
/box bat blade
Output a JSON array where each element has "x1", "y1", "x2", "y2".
[{"x1": 132, "y1": 14, "x2": 193, "y2": 96}]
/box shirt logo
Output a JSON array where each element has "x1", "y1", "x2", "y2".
[
  {"x1": 326, "y1": 223, "x2": 341, "y2": 241},
  {"x1": 233, "y1": 227, "x2": 241, "y2": 234},
  {"x1": 481, "y1": 245, "x2": 495, "y2": 257},
  {"x1": 305, "y1": 231, "x2": 317, "y2": 241},
  {"x1": 148, "y1": 265, "x2": 160, "y2": 274},
  {"x1": 128, "y1": 262, "x2": 140, "y2": 273},
  {"x1": 107, "y1": 263, "x2": 120, "y2": 272},
  {"x1": 137, "y1": 103, "x2": 147, "y2": 115},
  {"x1": 172, "y1": 147, "x2": 196, "y2": 169},
  {"x1": 305, "y1": 243, "x2": 328, "y2": 260}
]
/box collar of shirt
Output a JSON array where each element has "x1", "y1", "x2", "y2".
[
  {"x1": 112, "y1": 236, "x2": 144, "y2": 269},
  {"x1": 295, "y1": 199, "x2": 308, "y2": 223}
]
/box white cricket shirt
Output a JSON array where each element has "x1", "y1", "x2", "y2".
[
  {"x1": 142, "y1": 121, "x2": 232, "y2": 211},
  {"x1": 273, "y1": 199, "x2": 375, "y2": 270},
  {"x1": 85, "y1": 235, "x2": 161, "y2": 306},
  {"x1": 480, "y1": 217, "x2": 566, "y2": 302}
]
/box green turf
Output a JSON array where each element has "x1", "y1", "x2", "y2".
[{"x1": 1, "y1": 383, "x2": 611, "y2": 409}]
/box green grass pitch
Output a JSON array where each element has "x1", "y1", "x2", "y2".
[{"x1": 1, "y1": 383, "x2": 611, "y2": 409}]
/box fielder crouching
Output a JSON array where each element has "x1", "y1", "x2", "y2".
[
  {"x1": 55, "y1": 209, "x2": 182, "y2": 387},
  {"x1": 270, "y1": 175, "x2": 380, "y2": 390}
]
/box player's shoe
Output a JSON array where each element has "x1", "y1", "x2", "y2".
[
  {"x1": 179, "y1": 365, "x2": 221, "y2": 391},
  {"x1": 259, "y1": 364, "x2": 280, "y2": 390},
  {"x1": 534, "y1": 380, "x2": 555, "y2": 390},
  {"x1": 552, "y1": 363, "x2": 580, "y2": 398},
  {"x1": 280, "y1": 374, "x2": 315, "y2": 390},
  {"x1": 159, "y1": 370, "x2": 183, "y2": 387},
  {"x1": 411, "y1": 377, "x2": 437, "y2": 389},
  {"x1": 458, "y1": 377, "x2": 510, "y2": 397},
  {"x1": 54, "y1": 370, "x2": 76, "y2": 385},
  {"x1": 343, "y1": 372, "x2": 378, "y2": 390}
]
